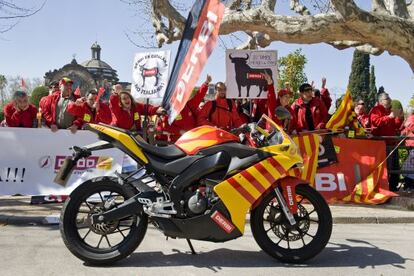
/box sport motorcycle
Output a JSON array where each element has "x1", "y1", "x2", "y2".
[{"x1": 56, "y1": 113, "x2": 332, "y2": 265}]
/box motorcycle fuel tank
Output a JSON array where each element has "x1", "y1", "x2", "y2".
[{"x1": 175, "y1": 126, "x2": 239, "y2": 155}]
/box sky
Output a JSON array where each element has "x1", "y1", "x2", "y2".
[{"x1": 0, "y1": 0, "x2": 413, "y2": 111}]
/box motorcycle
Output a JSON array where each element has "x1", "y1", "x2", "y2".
[{"x1": 56, "y1": 112, "x2": 332, "y2": 265}]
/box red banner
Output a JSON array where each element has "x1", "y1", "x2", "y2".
[
  {"x1": 163, "y1": 0, "x2": 225, "y2": 124},
  {"x1": 313, "y1": 138, "x2": 396, "y2": 204}
]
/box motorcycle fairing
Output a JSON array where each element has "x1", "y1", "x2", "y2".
[
  {"x1": 175, "y1": 126, "x2": 239, "y2": 155},
  {"x1": 214, "y1": 123, "x2": 303, "y2": 234},
  {"x1": 87, "y1": 124, "x2": 149, "y2": 164}
]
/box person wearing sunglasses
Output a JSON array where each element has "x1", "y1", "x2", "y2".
[{"x1": 354, "y1": 100, "x2": 370, "y2": 128}]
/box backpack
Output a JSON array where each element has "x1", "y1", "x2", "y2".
[{"x1": 209, "y1": 99, "x2": 233, "y2": 121}]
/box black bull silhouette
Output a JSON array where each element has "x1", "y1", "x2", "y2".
[
  {"x1": 229, "y1": 53, "x2": 273, "y2": 98},
  {"x1": 139, "y1": 65, "x2": 161, "y2": 88}
]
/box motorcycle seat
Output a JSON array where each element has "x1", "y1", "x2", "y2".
[{"x1": 133, "y1": 136, "x2": 186, "y2": 160}]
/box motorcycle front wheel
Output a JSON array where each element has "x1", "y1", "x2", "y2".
[
  {"x1": 251, "y1": 184, "x2": 332, "y2": 263},
  {"x1": 60, "y1": 177, "x2": 148, "y2": 265}
]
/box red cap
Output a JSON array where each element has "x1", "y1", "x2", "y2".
[{"x1": 278, "y1": 89, "x2": 292, "y2": 98}]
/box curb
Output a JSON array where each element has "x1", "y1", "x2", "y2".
[{"x1": 2, "y1": 213, "x2": 414, "y2": 226}]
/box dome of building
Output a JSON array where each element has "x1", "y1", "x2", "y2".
[{"x1": 80, "y1": 42, "x2": 119, "y2": 84}]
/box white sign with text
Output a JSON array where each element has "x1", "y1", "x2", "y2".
[
  {"x1": 225, "y1": 49, "x2": 278, "y2": 99},
  {"x1": 0, "y1": 128, "x2": 124, "y2": 195}
]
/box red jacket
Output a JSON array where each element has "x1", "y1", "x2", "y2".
[
  {"x1": 109, "y1": 94, "x2": 159, "y2": 131},
  {"x1": 320, "y1": 88, "x2": 332, "y2": 111},
  {"x1": 267, "y1": 84, "x2": 298, "y2": 133},
  {"x1": 67, "y1": 101, "x2": 112, "y2": 128},
  {"x1": 356, "y1": 113, "x2": 370, "y2": 128},
  {"x1": 401, "y1": 115, "x2": 414, "y2": 146},
  {"x1": 197, "y1": 97, "x2": 244, "y2": 131},
  {"x1": 251, "y1": 99, "x2": 268, "y2": 122},
  {"x1": 291, "y1": 97, "x2": 328, "y2": 131},
  {"x1": 4, "y1": 103, "x2": 37, "y2": 128},
  {"x1": 369, "y1": 104, "x2": 403, "y2": 137},
  {"x1": 40, "y1": 91, "x2": 79, "y2": 127},
  {"x1": 156, "y1": 83, "x2": 208, "y2": 142}
]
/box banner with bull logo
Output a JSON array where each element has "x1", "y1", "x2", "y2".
[
  {"x1": 162, "y1": 0, "x2": 225, "y2": 124},
  {"x1": 225, "y1": 49, "x2": 278, "y2": 99},
  {"x1": 0, "y1": 128, "x2": 124, "y2": 195},
  {"x1": 131, "y1": 51, "x2": 171, "y2": 99}
]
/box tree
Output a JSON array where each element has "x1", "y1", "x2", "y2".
[
  {"x1": 0, "y1": 1, "x2": 46, "y2": 34},
  {"x1": 368, "y1": 65, "x2": 378, "y2": 110},
  {"x1": 277, "y1": 49, "x2": 307, "y2": 96},
  {"x1": 0, "y1": 74, "x2": 7, "y2": 107},
  {"x1": 30, "y1": 86, "x2": 48, "y2": 108},
  {"x1": 408, "y1": 94, "x2": 414, "y2": 108},
  {"x1": 132, "y1": 0, "x2": 414, "y2": 72},
  {"x1": 348, "y1": 50, "x2": 370, "y2": 106}
]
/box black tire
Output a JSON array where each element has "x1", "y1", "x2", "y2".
[
  {"x1": 251, "y1": 184, "x2": 332, "y2": 263},
  {"x1": 59, "y1": 177, "x2": 148, "y2": 265}
]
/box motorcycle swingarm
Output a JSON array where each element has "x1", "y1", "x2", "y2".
[{"x1": 90, "y1": 194, "x2": 144, "y2": 224}]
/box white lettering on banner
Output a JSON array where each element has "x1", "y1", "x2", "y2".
[
  {"x1": 175, "y1": 10, "x2": 218, "y2": 104},
  {"x1": 315, "y1": 173, "x2": 347, "y2": 192},
  {"x1": 0, "y1": 128, "x2": 124, "y2": 195}
]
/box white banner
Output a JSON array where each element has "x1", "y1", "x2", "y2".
[
  {"x1": 225, "y1": 49, "x2": 278, "y2": 99},
  {"x1": 131, "y1": 51, "x2": 171, "y2": 99},
  {"x1": 0, "y1": 128, "x2": 124, "y2": 195}
]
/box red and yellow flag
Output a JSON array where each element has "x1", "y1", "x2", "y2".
[
  {"x1": 289, "y1": 133, "x2": 320, "y2": 186},
  {"x1": 343, "y1": 162, "x2": 397, "y2": 204},
  {"x1": 326, "y1": 89, "x2": 365, "y2": 136}
]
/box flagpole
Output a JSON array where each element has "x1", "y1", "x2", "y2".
[{"x1": 143, "y1": 98, "x2": 149, "y2": 142}]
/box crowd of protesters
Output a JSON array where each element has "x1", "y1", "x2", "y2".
[{"x1": 2, "y1": 74, "x2": 414, "y2": 192}]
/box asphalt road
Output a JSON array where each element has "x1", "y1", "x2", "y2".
[{"x1": 1, "y1": 223, "x2": 414, "y2": 276}]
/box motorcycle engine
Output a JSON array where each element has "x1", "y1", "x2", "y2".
[{"x1": 187, "y1": 189, "x2": 207, "y2": 215}]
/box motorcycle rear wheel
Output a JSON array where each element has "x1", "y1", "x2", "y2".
[
  {"x1": 250, "y1": 184, "x2": 332, "y2": 263},
  {"x1": 60, "y1": 177, "x2": 148, "y2": 265}
]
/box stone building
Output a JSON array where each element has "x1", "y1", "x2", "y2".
[{"x1": 44, "y1": 42, "x2": 126, "y2": 97}]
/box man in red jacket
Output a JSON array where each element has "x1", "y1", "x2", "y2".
[
  {"x1": 197, "y1": 81, "x2": 244, "y2": 131},
  {"x1": 291, "y1": 83, "x2": 328, "y2": 132},
  {"x1": 41, "y1": 77, "x2": 79, "y2": 133},
  {"x1": 156, "y1": 75, "x2": 211, "y2": 142},
  {"x1": 4, "y1": 90, "x2": 37, "y2": 128},
  {"x1": 354, "y1": 100, "x2": 370, "y2": 128},
  {"x1": 109, "y1": 84, "x2": 164, "y2": 131},
  {"x1": 369, "y1": 93, "x2": 403, "y2": 137},
  {"x1": 369, "y1": 92, "x2": 403, "y2": 191},
  {"x1": 67, "y1": 90, "x2": 112, "y2": 128}
]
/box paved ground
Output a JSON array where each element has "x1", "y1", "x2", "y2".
[
  {"x1": 1, "y1": 195, "x2": 414, "y2": 225},
  {"x1": 0, "y1": 223, "x2": 413, "y2": 276}
]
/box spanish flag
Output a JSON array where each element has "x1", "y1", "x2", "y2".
[{"x1": 326, "y1": 89, "x2": 365, "y2": 136}]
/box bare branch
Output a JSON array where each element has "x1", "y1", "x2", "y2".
[
  {"x1": 0, "y1": 0, "x2": 46, "y2": 20},
  {"x1": 262, "y1": 0, "x2": 276, "y2": 11},
  {"x1": 372, "y1": 0, "x2": 390, "y2": 15},
  {"x1": 329, "y1": 41, "x2": 384, "y2": 55},
  {"x1": 383, "y1": 0, "x2": 410, "y2": 18},
  {"x1": 290, "y1": 0, "x2": 311, "y2": 15}
]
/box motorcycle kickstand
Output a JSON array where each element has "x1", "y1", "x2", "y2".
[{"x1": 186, "y1": 239, "x2": 197, "y2": 255}]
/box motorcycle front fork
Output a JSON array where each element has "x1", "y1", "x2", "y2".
[{"x1": 274, "y1": 187, "x2": 297, "y2": 226}]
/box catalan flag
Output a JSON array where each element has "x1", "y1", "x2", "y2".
[
  {"x1": 289, "y1": 134, "x2": 320, "y2": 186},
  {"x1": 326, "y1": 89, "x2": 365, "y2": 136},
  {"x1": 343, "y1": 162, "x2": 397, "y2": 204}
]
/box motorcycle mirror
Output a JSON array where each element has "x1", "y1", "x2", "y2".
[{"x1": 274, "y1": 106, "x2": 291, "y2": 121}]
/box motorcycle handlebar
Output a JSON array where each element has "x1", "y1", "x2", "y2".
[{"x1": 230, "y1": 125, "x2": 250, "y2": 135}]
